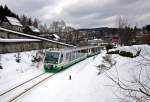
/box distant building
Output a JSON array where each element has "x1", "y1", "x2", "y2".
[
  {"x1": 0, "y1": 16, "x2": 23, "y2": 32},
  {"x1": 111, "y1": 35, "x2": 121, "y2": 45},
  {"x1": 88, "y1": 39, "x2": 104, "y2": 46},
  {"x1": 144, "y1": 25, "x2": 150, "y2": 34},
  {"x1": 143, "y1": 34, "x2": 150, "y2": 44},
  {"x1": 23, "y1": 26, "x2": 40, "y2": 35}
]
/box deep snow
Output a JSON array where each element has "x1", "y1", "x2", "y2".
[{"x1": 0, "y1": 45, "x2": 150, "y2": 102}]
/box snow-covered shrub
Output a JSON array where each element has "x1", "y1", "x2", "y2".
[
  {"x1": 108, "y1": 49, "x2": 141, "y2": 58},
  {"x1": 97, "y1": 55, "x2": 116, "y2": 75},
  {"x1": 31, "y1": 56, "x2": 41, "y2": 63},
  {"x1": 119, "y1": 50, "x2": 134, "y2": 58},
  {"x1": 106, "y1": 44, "x2": 115, "y2": 52},
  {"x1": 15, "y1": 53, "x2": 21, "y2": 63},
  {"x1": 107, "y1": 50, "x2": 119, "y2": 54}
]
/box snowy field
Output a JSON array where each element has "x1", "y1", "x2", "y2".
[{"x1": 0, "y1": 45, "x2": 150, "y2": 102}]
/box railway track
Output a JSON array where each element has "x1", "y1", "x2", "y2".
[
  {"x1": 0, "y1": 72, "x2": 55, "y2": 102},
  {"x1": 0, "y1": 72, "x2": 46, "y2": 96},
  {"x1": 0, "y1": 57, "x2": 92, "y2": 102}
]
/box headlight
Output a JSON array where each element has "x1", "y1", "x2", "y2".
[{"x1": 48, "y1": 64, "x2": 53, "y2": 68}]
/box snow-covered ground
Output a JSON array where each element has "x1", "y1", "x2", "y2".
[
  {"x1": 0, "y1": 50, "x2": 44, "y2": 94},
  {"x1": 0, "y1": 45, "x2": 150, "y2": 102},
  {"x1": 16, "y1": 45, "x2": 150, "y2": 102}
]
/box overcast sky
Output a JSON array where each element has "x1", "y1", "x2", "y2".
[{"x1": 1, "y1": 0, "x2": 150, "y2": 28}]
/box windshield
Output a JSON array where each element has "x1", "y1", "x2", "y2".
[{"x1": 45, "y1": 52, "x2": 59, "y2": 64}]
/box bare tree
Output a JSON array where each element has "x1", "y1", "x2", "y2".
[
  {"x1": 33, "y1": 18, "x2": 40, "y2": 28},
  {"x1": 38, "y1": 23, "x2": 49, "y2": 33},
  {"x1": 106, "y1": 50, "x2": 150, "y2": 102},
  {"x1": 116, "y1": 16, "x2": 134, "y2": 45},
  {"x1": 15, "y1": 52, "x2": 21, "y2": 63},
  {"x1": 116, "y1": 15, "x2": 128, "y2": 29},
  {"x1": 49, "y1": 20, "x2": 66, "y2": 33}
]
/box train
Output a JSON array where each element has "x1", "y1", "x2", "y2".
[{"x1": 44, "y1": 46, "x2": 104, "y2": 73}]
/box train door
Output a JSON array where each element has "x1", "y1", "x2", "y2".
[
  {"x1": 88, "y1": 48, "x2": 91, "y2": 55},
  {"x1": 58, "y1": 52, "x2": 64, "y2": 64}
]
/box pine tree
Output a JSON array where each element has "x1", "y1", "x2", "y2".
[
  {"x1": 0, "y1": 5, "x2": 3, "y2": 22},
  {"x1": 20, "y1": 15, "x2": 28, "y2": 26},
  {"x1": 0, "y1": 5, "x2": 20, "y2": 19},
  {"x1": 28, "y1": 17, "x2": 32, "y2": 26},
  {"x1": 33, "y1": 18, "x2": 39, "y2": 28}
]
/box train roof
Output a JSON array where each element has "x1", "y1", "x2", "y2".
[{"x1": 46, "y1": 46, "x2": 104, "y2": 53}]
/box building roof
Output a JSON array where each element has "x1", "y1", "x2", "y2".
[
  {"x1": 0, "y1": 27, "x2": 75, "y2": 47},
  {"x1": 88, "y1": 39, "x2": 103, "y2": 43},
  {"x1": 28, "y1": 26, "x2": 40, "y2": 33},
  {"x1": 6, "y1": 16, "x2": 23, "y2": 27},
  {"x1": 0, "y1": 38, "x2": 40, "y2": 42}
]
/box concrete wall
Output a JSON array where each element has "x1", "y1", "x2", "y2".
[
  {"x1": 0, "y1": 41, "x2": 66, "y2": 54},
  {"x1": 0, "y1": 30, "x2": 29, "y2": 39}
]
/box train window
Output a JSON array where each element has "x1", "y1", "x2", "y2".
[
  {"x1": 76, "y1": 51, "x2": 79, "y2": 58},
  {"x1": 75, "y1": 51, "x2": 78, "y2": 59},
  {"x1": 74, "y1": 51, "x2": 77, "y2": 59},
  {"x1": 68, "y1": 52, "x2": 72, "y2": 61},
  {"x1": 71, "y1": 51, "x2": 75, "y2": 61},
  {"x1": 91, "y1": 48, "x2": 95, "y2": 53},
  {"x1": 66, "y1": 53, "x2": 70, "y2": 61},
  {"x1": 45, "y1": 52, "x2": 59, "y2": 64},
  {"x1": 70, "y1": 52, "x2": 72, "y2": 61},
  {"x1": 77, "y1": 50, "x2": 81, "y2": 57},
  {"x1": 81, "y1": 49, "x2": 87, "y2": 57},
  {"x1": 96, "y1": 48, "x2": 98, "y2": 52},
  {"x1": 81, "y1": 49, "x2": 88, "y2": 53}
]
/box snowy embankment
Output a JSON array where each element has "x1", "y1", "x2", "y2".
[
  {"x1": 0, "y1": 45, "x2": 149, "y2": 102},
  {"x1": 15, "y1": 44, "x2": 150, "y2": 102},
  {"x1": 0, "y1": 51, "x2": 44, "y2": 94}
]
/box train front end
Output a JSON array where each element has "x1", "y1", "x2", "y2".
[{"x1": 44, "y1": 51, "x2": 61, "y2": 73}]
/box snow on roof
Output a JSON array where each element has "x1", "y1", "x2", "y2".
[
  {"x1": 0, "y1": 38, "x2": 40, "y2": 42},
  {"x1": 88, "y1": 39, "x2": 103, "y2": 43},
  {"x1": 29, "y1": 26, "x2": 40, "y2": 33},
  {"x1": 0, "y1": 27, "x2": 75, "y2": 47},
  {"x1": 6, "y1": 16, "x2": 23, "y2": 27},
  {"x1": 52, "y1": 34, "x2": 60, "y2": 39}
]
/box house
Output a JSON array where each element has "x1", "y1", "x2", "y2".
[
  {"x1": 111, "y1": 35, "x2": 121, "y2": 45},
  {"x1": 0, "y1": 16, "x2": 23, "y2": 32},
  {"x1": 143, "y1": 34, "x2": 150, "y2": 44},
  {"x1": 23, "y1": 26, "x2": 40, "y2": 35},
  {"x1": 88, "y1": 38, "x2": 104, "y2": 46}
]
